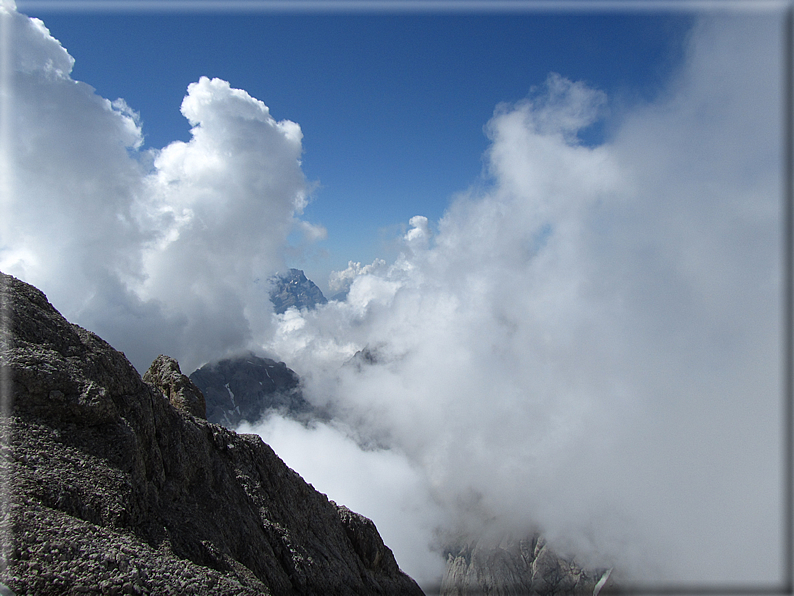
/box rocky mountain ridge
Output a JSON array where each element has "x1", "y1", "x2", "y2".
[
  {"x1": 189, "y1": 354, "x2": 324, "y2": 429},
  {"x1": 0, "y1": 271, "x2": 424, "y2": 595}
]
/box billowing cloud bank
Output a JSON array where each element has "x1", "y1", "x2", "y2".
[
  {"x1": 0, "y1": 2, "x2": 785, "y2": 589},
  {"x1": 0, "y1": 3, "x2": 319, "y2": 372},
  {"x1": 260, "y1": 15, "x2": 784, "y2": 588}
]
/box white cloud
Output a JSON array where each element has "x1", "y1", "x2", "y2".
[
  {"x1": 11, "y1": 12, "x2": 73, "y2": 77},
  {"x1": 1, "y1": 4, "x2": 313, "y2": 373},
  {"x1": 403, "y1": 215, "x2": 431, "y2": 250},
  {"x1": 265, "y1": 14, "x2": 784, "y2": 586},
  {"x1": 509, "y1": 72, "x2": 608, "y2": 143},
  {"x1": 327, "y1": 258, "x2": 387, "y2": 295}
]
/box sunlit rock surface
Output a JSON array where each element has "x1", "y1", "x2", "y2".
[
  {"x1": 0, "y1": 271, "x2": 424, "y2": 595},
  {"x1": 143, "y1": 354, "x2": 207, "y2": 419}
]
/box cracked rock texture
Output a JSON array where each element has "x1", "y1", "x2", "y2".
[
  {"x1": 0, "y1": 272, "x2": 424, "y2": 596},
  {"x1": 143, "y1": 355, "x2": 206, "y2": 420}
]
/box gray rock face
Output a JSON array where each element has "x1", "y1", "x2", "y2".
[
  {"x1": 0, "y1": 272, "x2": 424, "y2": 596},
  {"x1": 441, "y1": 534, "x2": 608, "y2": 596},
  {"x1": 269, "y1": 269, "x2": 327, "y2": 314},
  {"x1": 189, "y1": 354, "x2": 322, "y2": 428},
  {"x1": 143, "y1": 354, "x2": 206, "y2": 419}
]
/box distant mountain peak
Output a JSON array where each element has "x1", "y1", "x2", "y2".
[
  {"x1": 269, "y1": 268, "x2": 328, "y2": 314},
  {"x1": 188, "y1": 352, "x2": 326, "y2": 428}
]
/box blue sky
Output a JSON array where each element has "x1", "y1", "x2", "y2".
[{"x1": 17, "y1": 4, "x2": 693, "y2": 290}]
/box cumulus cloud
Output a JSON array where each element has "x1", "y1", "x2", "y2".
[
  {"x1": 263, "y1": 14, "x2": 783, "y2": 587},
  {"x1": 0, "y1": 4, "x2": 314, "y2": 372},
  {"x1": 403, "y1": 215, "x2": 431, "y2": 250},
  {"x1": 327, "y1": 258, "x2": 387, "y2": 296},
  {"x1": 510, "y1": 72, "x2": 608, "y2": 144}
]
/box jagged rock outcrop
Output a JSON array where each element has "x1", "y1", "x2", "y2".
[
  {"x1": 440, "y1": 533, "x2": 611, "y2": 596},
  {"x1": 143, "y1": 354, "x2": 206, "y2": 419},
  {"x1": 0, "y1": 272, "x2": 424, "y2": 596},
  {"x1": 269, "y1": 269, "x2": 327, "y2": 315},
  {"x1": 189, "y1": 354, "x2": 324, "y2": 428}
]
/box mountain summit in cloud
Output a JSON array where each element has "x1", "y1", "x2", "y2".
[
  {"x1": 269, "y1": 269, "x2": 328, "y2": 315},
  {"x1": 189, "y1": 353, "x2": 323, "y2": 428}
]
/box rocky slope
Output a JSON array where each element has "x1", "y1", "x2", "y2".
[
  {"x1": 0, "y1": 272, "x2": 424, "y2": 596},
  {"x1": 185, "y1": 340, "x2": 616, "y2": 595},
  {"x1": 440, "y1": 533, "x2": 612, "y2": 596},
  {"x1": 269, "y1": 269, "x2": 327, "y2": 315},
  {"x1": 189, "y1": 354, "x2": 324, "y2": 428}
]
